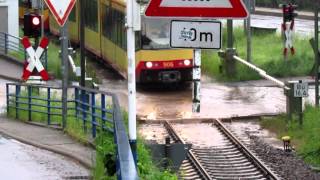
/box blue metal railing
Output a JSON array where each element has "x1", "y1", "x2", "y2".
[{"x1": 6, "y1": 82, "x2": 139, "y2": 179}]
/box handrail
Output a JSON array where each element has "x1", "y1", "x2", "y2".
[{"x1": 6, "y1": 82, "x2": 139, "y2": 179}]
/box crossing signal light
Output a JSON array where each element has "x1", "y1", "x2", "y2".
[{"x1": 24, "y1": 13, "x2": 42, "y2": 38}]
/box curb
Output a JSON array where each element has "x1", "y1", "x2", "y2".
[{"x1": 0, "y1": 123, "x2": 93, "y2": 170}]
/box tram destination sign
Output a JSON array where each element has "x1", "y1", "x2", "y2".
[{"x1": 170, "y1": 20, "x2": 222, "y2": 49}]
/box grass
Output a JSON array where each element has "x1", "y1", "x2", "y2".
[
  {"x1": 7, "y1": 89, "x2": 177, "y2": 179},
  {"x1": 202, "y1": 28, "x2": 315, "y2": 82},
  {"x1": 260, "y1": 105, "x2": 320, "y2": 167}
]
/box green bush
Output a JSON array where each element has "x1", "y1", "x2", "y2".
[
  {"x1": 261, "y1": 106, "x2": 320, "y2": 167},
  {"x1": 202, "y1": 28, "x2": 314, "y2": 81}
]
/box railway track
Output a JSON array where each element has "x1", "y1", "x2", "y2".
[{"x1": 164, "y1": 120, "x2": 280, "y2": 180}]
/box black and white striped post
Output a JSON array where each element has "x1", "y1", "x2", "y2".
[{"x1": 192, "y1": 49, "x2": 201, "y2": 113}]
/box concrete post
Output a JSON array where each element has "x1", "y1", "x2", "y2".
[{"x1": 285, "y1": 81, "x2": 303, "y2": 124}]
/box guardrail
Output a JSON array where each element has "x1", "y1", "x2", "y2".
[
  {"x1": 6, "y1": 82, "x2": 139, "y2": 180},
  {"x1": 0, "y1": 32, "x2": 48, "y2": 69}
]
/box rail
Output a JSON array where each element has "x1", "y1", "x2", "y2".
[
  {"x1": 215, "y1": 119, "x2": 280, "y2": 180},
  {"x1": 6, "y1": 82, "x2": 139, "y2": 180},
  {"x1": 164, "y1": 121, "x2": 212, "y2": 180},
  {"x1": 0, "y1": 32, "x2": 48, "y2": 69},
  {"x1": 233, "y1": 55, "x2": 290, "y2": 90}
]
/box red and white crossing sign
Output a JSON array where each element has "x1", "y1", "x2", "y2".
[
  {"x1": 21, "y1": 37, "x2": 50, "y2": 81},
  {"x1": 44, "y1": 0, "x2": 76, "y2": 27},
  {"x1": 145, "y1": 0, "x2": 248, "y2": 18}
]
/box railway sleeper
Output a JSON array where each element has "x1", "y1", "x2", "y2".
[
  {"x1": 196, "y1": 156, "x2": 249, "y2": 162},
  {"x1": 194, "y1": 147, "x2": 241, "y2": 153},
  {"x1": 207, "y1": 168, "x2": 263, "y2": 176},
  {"x1": 212, "y1": 175, "x2": 267, "y2": 180},
  {"x1": 194, "y1": 150, "x2": 245, "y2": 157},
  {"x1": 195, "y1": 153, "x2": 245, "y2": 159},
  {"x1": 211, "y1": 171, "x2": 265, "y2": 179},
  {"x1": 202, "y1": 161, "x2": 253, "y2": 167},
  {"x1": 203, "y1": 164, "x2": 257, "y2": 171}
]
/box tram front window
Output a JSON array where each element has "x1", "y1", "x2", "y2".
[{"x1": 142, "y1": 18, "x2": 170, "y2": 49}]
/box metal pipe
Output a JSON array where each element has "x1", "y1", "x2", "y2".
[
  {"x1": 126, "y1": 0, "x2": 137, "y2": 163},
  {"x1": 227, "y1": 20, "x2": 233, "y2": 48},
  {"x1": 68, "y1": 55, "x2": 77, "y2": 73},
  {"x1": 80, "y1": 0, "x2": 86, "y2": 87},
  {"x1": 315, "y1": 8, "x2": 319, "y2": 106},
  {"x1": 233, "y1": 55, "x2": 290, "y2": 90},
  {"x1": 61, "y1": 22, "x2": 69, "y2": 129}
]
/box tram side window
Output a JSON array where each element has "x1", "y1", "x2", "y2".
[{"x1": 84, "y1": 0, "x2": 98, "y2": 32}]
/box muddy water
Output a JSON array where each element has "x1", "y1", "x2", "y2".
[
  {"x1": 97, "y1": 72, "x2": 318, "y2": 120},
  {"x1": 173, "y1": 123, "x2": 229, "y2": 148},
  {"x1": 0, "y1": 134, "x2": 89, "y2": 180},
  {"x1": 225, "y1": 120, "x2": 283, "y2": 149},
  {"x1": 138, "y1": 124, "x2": 168, "y2": 144}
]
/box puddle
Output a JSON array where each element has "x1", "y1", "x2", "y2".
[
  {"x1": 138, "y1": 124, "x2": 167, "y2": 144},
  {"x1": 173, "y1": 123, "x2": 229, "y2": 148},
  {"x1": 225, "y1": 120, "x2": 283, "y2": 149}
]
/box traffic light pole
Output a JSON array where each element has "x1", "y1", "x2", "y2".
[
  {"x1": 80, "y1": 0, "x2": 85, "y2": 87},
  {"x1": 61, "y1": 22, "x2": 69, "y2": 129}
]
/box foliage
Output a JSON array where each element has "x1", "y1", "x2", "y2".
[
  {"x1": 202, "y1": 28, "x2": 314, "y2": 82},
  {"x1": 7, "y1": 91, "x2": 177, "y2": 179},
  {"x1": 261, "y1": 105, "x2": 320, "y2": 166}
]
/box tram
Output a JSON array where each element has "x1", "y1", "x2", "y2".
[{"x1": 49, "y1": 0, "x2": 194, "y2": 83}]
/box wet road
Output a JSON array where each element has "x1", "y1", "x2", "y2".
[
  {"x1": 0, "y1": 134, "x2": 89, "y2": 180},
  {"x1": 0, "y1": 79, "x2": 89, "y2": 179},
  {"x1": 97, "y1": 66, "x2": 315, "y2": 120},
  {"x1": 235, "y1": 14, "x2": 316, "y2": 36}
]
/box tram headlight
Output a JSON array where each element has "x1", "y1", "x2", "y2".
[
  {"x1": 184, "y1": 59, "x2": 191, "y2": 66},
  {"x1": 145, "y1": 61, "x2": 153, "y2": 68}
]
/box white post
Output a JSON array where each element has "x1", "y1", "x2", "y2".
[
  {"x1": 193, "y1": 49, "x2": 201, "y2": 113},
  {"x1": 126, "y1": 0, "x2": 137, "y2": 162}
]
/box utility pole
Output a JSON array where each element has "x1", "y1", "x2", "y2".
[
  {"x1": 315, "y1": 8, "x2": 319, "y2": 107},
  {"x1": 227, "y1": 20, "x2": 233, "y2": 48},
  {"x1": 246, "y1": 0, "x2": 252, "y2": 62},
  {"x1": 61, "y1": 22, "x2": 69, "y2": 129},
  {"x1": 126, "y1": 0, "x2": 137, "y2": 163},
  {"x1": 80, "y1": 0, "x2": 85, "y2": 87},
  {"x1": 41, "y1": 0, "x2": 44, "y2": 37}
]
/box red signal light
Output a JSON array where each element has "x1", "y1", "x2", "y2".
[{"x1": 32, "y1": 16, "x2": 40, "y2": 26}]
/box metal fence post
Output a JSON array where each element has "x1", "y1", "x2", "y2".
[
  {"x1": 47, "y1": 88, "x2": 51, "y2": 125},
  {"x1": 81, "y1": 89, "x2": 87, "y2": 132},
  {"x1": 4, "y1": 33, "x2": 8, "y2": 55},
  {"x1": 6, "y1": 84, "x2": 9, "y2": 115},
  {"x1": 28, "y1": 86, "x2": 32, "y2": 121},
  {"x1": 15, "y1": 85, "x2": 20, "y2": 119},
  {"x1": 75, "y1": 87, "x2": 79, "y2": 117},
  {"x1": 91, "y1": 92, "x2": 96, "y2": 138},
  {"x1": 101, "y1": 94, "x2": 106, "y2": 130}
]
